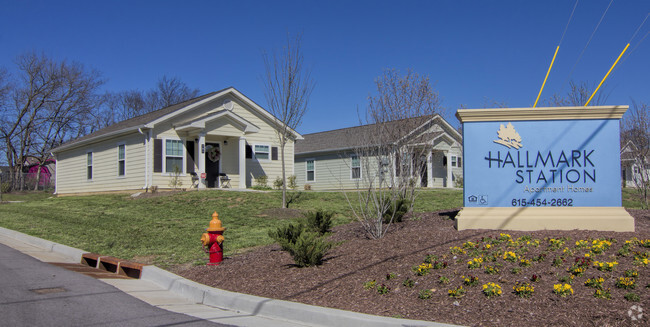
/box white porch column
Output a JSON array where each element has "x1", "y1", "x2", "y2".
[
  {"x1": 239, "y1": 136, "x2": 247, "y2": 189},
  {"x1": 445, "y1": 150, "x2": 453, "y2": 188},
  {"x1": 390, "y1": 152, "x2": 396, "y2": 187},
  {"x1": 427, "y1": 149, "x2": 433, "y2": 188},
  {"x1": 198, "y1": 133, "x2": 206, "y2": 189}
]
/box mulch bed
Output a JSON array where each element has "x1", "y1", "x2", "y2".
[{"x1": 178, "y1": 209, "x2": 650, "y2": 326}]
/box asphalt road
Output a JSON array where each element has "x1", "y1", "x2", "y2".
[{"x1": 0, "y1": 243, "x2": 229, "y2": 327}]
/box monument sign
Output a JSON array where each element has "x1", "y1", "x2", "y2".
[{"x1": 455, "y1": 106, "x2": 634, "y2": 232}]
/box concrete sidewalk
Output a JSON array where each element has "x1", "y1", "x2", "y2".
[{"x1": 0, "y1": 227, "x2": 456, "y2": 327}]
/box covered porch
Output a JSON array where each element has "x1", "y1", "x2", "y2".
[
  {"x1": 399, "y1": 133, "x2": 462, "y2": 188},
  {"x1": 173, "y1": 109, "x2": 260, "y2": 189}
]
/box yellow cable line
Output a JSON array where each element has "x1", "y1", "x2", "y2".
[
  {"x1": 584, "y1": 43, "x2": 630, "y2": 106},
  {"x1": 533, "y1": 46, "x2": 560, "y2": 108}
]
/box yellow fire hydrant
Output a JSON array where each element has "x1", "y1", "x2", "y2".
[{"x1": 201, "y1": 211, "x2": 226, "y2": 265}]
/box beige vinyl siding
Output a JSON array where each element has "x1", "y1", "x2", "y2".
[
  {"x1": 149, "y1": 95, "x2": 294, "y2": 188},
  {"x1": 151, "y1": 125, "x2": 193, "y2": 188},
  {"x1": 229, "y1": 99, "x2": 294, "y2": 186},
  {"x1": 56, "y1": 132, "x2": 146, "y2": 194},
  {"x1": 295, "y1": 151, "x2": 377, "y2": 190}
]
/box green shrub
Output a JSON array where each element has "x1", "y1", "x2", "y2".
[
  {"x1": 268, "y1": 222, "x2": 333, "y2": 267},
  {"x1": 273, "y1": 176, "x2": 284, "y2": 190},
  {"x1": 383, "y1": 196, "x2": 410, "y2": 224},
  {"x1": 286, "y1": 231, "x2": 332, "y2": 267},
  {"x1": 453, "y1": 175, "x2": 463, "y2": 188},
  {"x1": 287, "y1": 175, "x2": 297, "y2": 190},
  {"x1": 255, "y1": 175, "x2": 268, "y2": 188},
  {"x1": 268, "y1": 222, "x2": 305, "y2": 251},
  {"x1": 418, "y1": 289, "x2": 432, "y2": 299},
  {"x1": 1, "y1": 182, "x2": 10, "y2": 194},
  {"x1": 305, "y1": 209, "x2": 333, "y2": 235},
  {"x1": 625, "y1": 292, "x2": 640, "y2": 302}
]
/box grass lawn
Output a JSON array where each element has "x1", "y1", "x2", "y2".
[
  {"x1": 0, "y1": 188, "x2": 461, "y2": 268},
  {"x1": 622, "y1": 187, "x2": 648, "y2": 209}
]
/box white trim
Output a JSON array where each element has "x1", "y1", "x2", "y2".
[
  {"x1": 173, "y1": 110, "x2": 260, "y2": 133},
  {"x1": 116, "y1": 143, "x2": 126, "y2": 178},
  {"x1": 52, "y1": 152, "x2": 58, "y2": 194},
  {"x1": 86, "y1": 151, "x2": 93, "y2": 181},
  {"x1": 253, "y1": 143, "x2": 271, "y2": 162},
  {"x1": 350, "y1": 154, "x2": 361, "y2": 180},
  {"x1": 305, "y1": 158, "x2": 315, "y2": 182},
  {"x1": 397, "y1": 115, "x2": 462, "y2": 145},
  {"x1": 52, "y1": 125, "x2": 148, "y2": 153},
  {"x1": 162, "y1": 137, "x2": 186, "y2": 176},
  {"x1": 238, "y1": 137, "x2": 246, "y2": 189},
  {"x1": 146, "y1": 88, "x2": 303, "y2": 140}
]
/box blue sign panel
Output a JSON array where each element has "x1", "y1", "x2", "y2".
[{"x1": 463, "y1": 119, "x2": 622, "y2": 207}]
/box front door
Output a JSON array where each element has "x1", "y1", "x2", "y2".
[{"x1": 205, "y1": 143, "x2": 220, "y2": 188}]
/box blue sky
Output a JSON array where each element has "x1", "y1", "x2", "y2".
[{"x1": 1, "y1": 0, "x2": 648, "y2": 134}]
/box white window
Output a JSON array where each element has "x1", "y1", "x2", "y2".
[
  {"x1": 87, "y1": 152, "x2": 93, "y2": 180},
  {"x1": 306, "y1": 159, "x2": 315, "y2": 182},
  {"x1": 351, "y1": 155, "x2": 361, "y2": 179},
  {"x1": 165, "y1": 139, "x2": 184, "y2": 173},
  {"x1": 451, "y1": 156, "x2": 457, "y2": 167},
  {"x1": 117, "y1": 144, "x2": 126, "y2": 176},
  {"x1": 254, "y1": 144, "x2": 270, "y2": 160}
]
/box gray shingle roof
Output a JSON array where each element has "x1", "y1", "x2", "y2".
[
  {"x1": 295, "y1": 115, "x2": 436, "y2": 154},
  {"x1": 51, "y1": 88, "x2": 228, "y2": 152}
]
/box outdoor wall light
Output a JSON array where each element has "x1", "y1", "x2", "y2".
[{"x1": 224, "y1": 140, "x2": 228, "y2": 145}]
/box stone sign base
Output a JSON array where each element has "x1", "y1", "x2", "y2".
[{"x1": 456, "y1": 207, "x2": 635, "y2": 232}]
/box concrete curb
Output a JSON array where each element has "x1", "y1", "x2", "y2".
[
  {"x1": 0, "y1": 227, "x2": 455, "y2": 327},
  {"x1": 0, "y1": 227, "x2": 85, "y2": 263},
  {"x1": 141, "y1": 266, "x2": 454, "y2": 327}
]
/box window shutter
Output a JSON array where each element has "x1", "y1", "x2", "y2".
[
  {"x1": 246, "y1": 144, "x2": 252, "y2": 159},
  {"x1": 153, "y1": 139, "x2": 162, "y2": 173},
  {"x1": 186, "y1": 140, "x2": 195, "y2": 173},
  {"x1": 271, "y1": 147, "x2": 278, "y2": 160}
]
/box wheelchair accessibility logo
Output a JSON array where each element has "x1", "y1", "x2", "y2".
[{"x1": 628, "y1": 304, "x2": 643, "y2": 321}]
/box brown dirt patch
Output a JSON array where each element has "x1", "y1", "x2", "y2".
[{"x1": 178, "y1": 209, "x2": 650, "y2": 326}]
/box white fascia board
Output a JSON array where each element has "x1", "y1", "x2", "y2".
[
  {"x1": 146, "y1": 89, "x2": 233, "y2": 127},
  {"x1": 147, "y1": 87, "x2": 300, "y2": 139},
  {"x1": 435, "y1": 115, "x2": 463, "y2": 141},
  {"x1": 398, "y1": 115, "x2": 462, "y2": 144},
  {"x1": 51, "y1": 125, "x2": 149, "y2": 153},
  {"x1": 229, "y1": 88, "x2": 303, "y2": 140},
  {"x1": 173, "y1": 110, "x2": 261, "y2": 134}
]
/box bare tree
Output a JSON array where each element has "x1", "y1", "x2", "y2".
[
  {"x1": 94, "y1": 90, "x2": 147, "y2": 129},
  {"x1": 345, "y1": 68, "x2": 443, "y2": 239},
  {"x1": 93, "y1": 76, "x2": 199, "y2": 130},
  {"x1": 621, "y1": 101, "x2": 649, "y2": 208},
  {"x1": 0, "y1": 52, "x2": 103, "y2": 191},
  {"x1": 544, "y1": 81, "x2": 609, "y2": 107},
  {"x1": 262, "y1": 33, "x2": 314, "y2": 208},
  {"x1": 146, "y1": 75, "x2": 200, "y2": 109}
]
